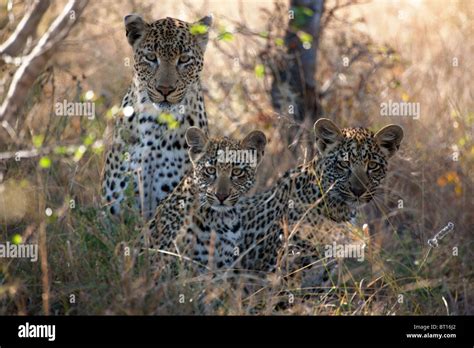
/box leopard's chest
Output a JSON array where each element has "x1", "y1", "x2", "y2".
[
  {"x1": 122, "y1": 95, "x2": 206, "y2": 218},
  {"x1": 188, "y1": 209, "x2": 242, "y2": 268}
]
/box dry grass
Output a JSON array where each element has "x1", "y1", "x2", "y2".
[{"x1": 0, "y1": 0, "x2": 472, "y2": 315}]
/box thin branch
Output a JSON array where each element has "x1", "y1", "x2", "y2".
[
  {"x1": 0, "y1": 0, "x2": 51, "y2": 57},
  {"x1": 0, "y1": 0, "x2": 89, "y2": 123}
]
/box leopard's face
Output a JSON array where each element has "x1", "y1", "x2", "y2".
[
  {"x1": 314, "y1": 119, "x2": 404, "y2": 207},
  {"x1": 185, "y1": 127, "x2": 267, "y2": 211},
  {"x1": 124, "y1": 15, "x2": 211, "y2": 108}
]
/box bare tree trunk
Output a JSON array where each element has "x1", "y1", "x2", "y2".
[
  {"x1": 271, "y1": 0, "x2": 324, "y2": 124},
  {"x1": 0, "y1": 0, "x2": 88, "y2": 123},
  {"x1": 0, "y1": 0, "x2": 51, "y2": 58}
]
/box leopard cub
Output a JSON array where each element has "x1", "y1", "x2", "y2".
[{"x1": 143, "y1": 127, "x2": 266, "y2": 271}]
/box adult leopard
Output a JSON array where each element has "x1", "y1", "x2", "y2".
[{"x1": 102, "y1": 15, "x2": 212, "y2": 219}]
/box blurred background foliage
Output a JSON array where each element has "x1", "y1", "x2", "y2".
[{"x1": 0, "y1": 0, "x2": 472, "y2": 315}]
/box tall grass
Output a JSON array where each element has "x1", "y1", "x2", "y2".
[{"x1": 0, "y1": 0, "x2": 472, "y2": 315}]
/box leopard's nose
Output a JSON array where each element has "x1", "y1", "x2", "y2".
[
  {"x1": 156, "y1": 85, "x2": 176, "y2": 97},
  {"x1": 349, "y1": 168, "x2": 369, "y2": 198},
  {"x1": 215, "y1": 192, "x2": 229, "y2": 203},
  {"x1": 350, "y1": 183, "x2": 367, "y2": 197}
]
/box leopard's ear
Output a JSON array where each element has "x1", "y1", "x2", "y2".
[
  {"x1": 124, "y1": 14, "x2": 148, "y2": 47},
  {"x1": 191, "y1": 15, "x2": 213, "y2": 53},
  {"x1": 186, "y1": 127, "x2": 208, "y2": 162},
  {"x1": 313, "y1": 118, "x2": 343, "y2": 155},
  {"x1": 241, "y1": 130, "x2": 267, "y2": 166},
  {"x1": 375, "y1": 124, "x2": 404, "y2": 158}
]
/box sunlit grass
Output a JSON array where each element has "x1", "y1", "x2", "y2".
[{"x1": 0, "y1": 0, "x2": 472, "y2": 315}]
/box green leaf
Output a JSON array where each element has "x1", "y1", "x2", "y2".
[
  {"x1": 275, "y1": 38, "x2": 284, "y2": 47},
  {"x1": 255, "y1": 64, "x2": 265, "y2": 78},
  {"x1": 157, "y1": 113, "x2": 180, "y2": 129},
  {"x1": 190, "y1": 23, "x2": 209, "y2": 35},
  {"x1": 297, "y1": 31, "x2": 313, "y2": 44},
  {"x1": 302, "y1": 7, "x2": 314, "y2": 16},
  {"x1": 39, "y1": 156, "x2": 52, "y2": 169},
  {"x1": 73, "y1": 145, "x2": 87, "y2": 162},
  {"x1": 54, "y1": 146, "x2": 67, "y2": 155},
  {"x1": 32, "y1": 134, "x2": 45, "y2": 148},
  {"x1": 218, "y1": 31, "x2": 234, "y2": 42},
  {"x1": 83, "y1": 133, "x2": 95, "y2": 146},
  {"x1": 106, "y1": 105, "x2": 120, "y2": 120},
  {"x1": 92, "y1": 141, "x2": 104, "y2": 155},
  {"x1": 12, "y1": 234, "x2": 22, "y2": 245},
  {"x1": 291, "y1": 6, "x2": 315, "y2": 29}
]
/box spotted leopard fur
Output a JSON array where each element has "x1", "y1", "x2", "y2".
[
  {"x1": 102, "y1": 15, "x2": 212, "y2": 219},
  {"x1": 143, "y1": 127, "x2": 267, "y2": 271},
  {"x1": 238, "y1": 119, "x2": 404, "y2": 275}
]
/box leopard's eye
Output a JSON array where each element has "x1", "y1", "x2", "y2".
[
  {"x1": 367, "y1": 161, "x2": 380, "y2": 171},
  {"x1": 178, "y1": 55, "x2": 191, "y2": 64},
  {"x1": 231, "y1": 168, "x2": 243, "y2": 177},
  {"x1": 144, "y1": 52, "x2": 157, "y2": 62},
  {"x1": 204, "y1": 166, "x2": 216, "y2": 176},
  {"x1": 339, "y1": 160, "x2": 350, "y2": 169}
]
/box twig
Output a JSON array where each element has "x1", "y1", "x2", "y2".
[
  {"x1": 0, "y1": 0, "x2": 51, "y2": 57},
  {"x1": 0, "y1": 0, "x2": 89, "y2": 122}
]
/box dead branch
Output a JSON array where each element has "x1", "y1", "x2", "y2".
[
  {"x1": 0, "y1": 0, "x2": 89, "y2": 123},
  {"x1": 0, "y1": 0, "x2": 51, "y2": 58}
]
